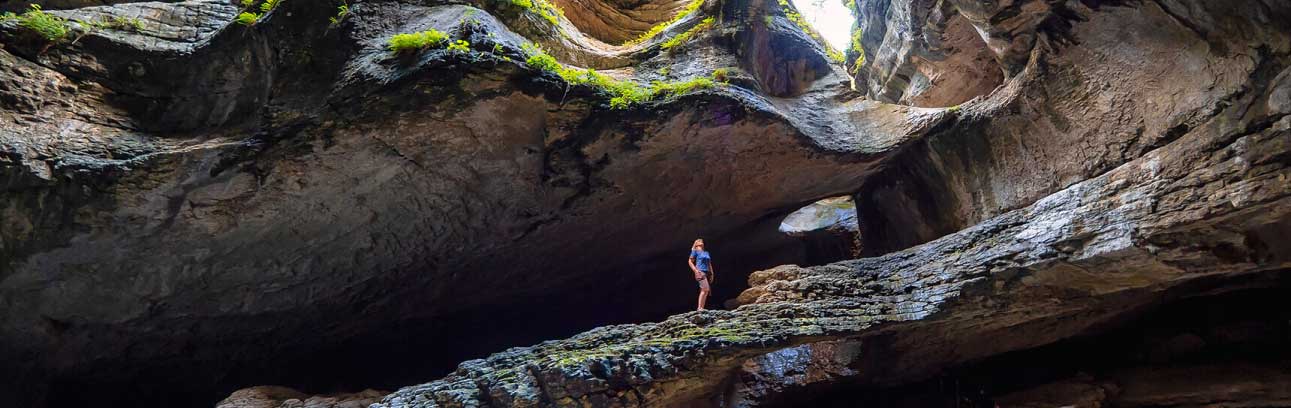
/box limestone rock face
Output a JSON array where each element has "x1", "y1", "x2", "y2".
[
  {"x1": 851, "y1": 0, "x2": 1291, "y2": 255},
  {"x1": 0, "y1": 0, "x2": 921, "y2": 405},
  {"x1": 0, "y1": 0, "x2": 1288, "y2": 406}
]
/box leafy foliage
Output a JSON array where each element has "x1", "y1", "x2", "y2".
[
  {"x1": 623, "y1": 0, "x2": 703, "y2": 46},
  {"x1": 259, "y1": 0, "x2": 282, "y2": 13},
  {"x1": 508, "y1": 0, "x2": 563, "y2": 27},
  {"x1": 659, "y1": 16, "x2": 713, "y2": 51},
  {"x1": 329, "y1": 2, "x2": 349, "y2": 26},
  {"x1": 235, "y1": 12, "x2": 258, "y2": 26},
  {"x1": 825, "y1": 47, "x2": 844, "y2": 63},
  {"x1": 848, "y1": 28, "x2": 865, "y2": 68},
  {"x1": 234, "y1": 0, "x2": 284, "y2": 26},
  {"x1": 522, "y1": 44, "x2": 724, "y2": 109},
  {"x1": 446, "y1": 39, "x2": 471, "y2": 53},
  {"x1": 388, "y1": 29, "x2": 449, "y2": 54},
  {"x1": 83, "y1": 15, "x2": 144, "y2": 32},
  {"x1": 711, "y1": 67, "x2": 730, "y2": 82},
  {"x1": 7, "y1": 4, "x2": 70, "y2": 42},
  {"x1": 522, "y1": 43, "x2": 561, "y2": 71}
]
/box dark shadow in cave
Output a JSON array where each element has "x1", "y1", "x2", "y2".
[
  {"x1": 40, "y1": 202, "x2": 858, "y2": 408},
  {"x1": 756, "y1": 273, "x2": 1291, "y2": 407}
]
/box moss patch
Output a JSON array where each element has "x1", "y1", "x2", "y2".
[
  {"x1": 234, "y1": 0, "x2": 284, "y2": 26},
  {"x1": 523, "y1": 44, "x2": 725, "y2": 109},
  {"x1": 3, "y1": 4, "x2": 70, "y2": 42},
  {"x1": 388, "y1": 29, "x2": 453, "y2": 54},
  {"x1": 622, "y1": 0, "x2": 703, "y2": 46},
  {"x1": 659, "y1": 16, "x2": 713, "y2": 51},
  {"x1": 88, "y1": 15, "x2": 144, "y2": 32},
  {"x1": 508, "y1": 0, "x2": 564, "y2": 27},
  {"x1": 848, "y1": 28, "x2": 865, "y2": 71}
]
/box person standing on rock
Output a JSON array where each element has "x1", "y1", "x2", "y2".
[{"x1": 688, "y1": 238, "x2": 716, "y2": 311}]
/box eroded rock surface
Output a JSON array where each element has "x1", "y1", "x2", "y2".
[
  {"x1": 1, "y1": 0, "x2": 1288, "y2": 406},
  {"x1": 216, "y1": 386, "x2": 388, "y2": 408},
  {"x1": 0, "y1": 0, "x2": 910, "y2": 405},
  {"x1": 371, "y1": 101, "x2": 1291, "y2": 405}
]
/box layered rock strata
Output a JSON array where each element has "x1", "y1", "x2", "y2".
[
  {"x1": 0, "y1": 0, "x2": 1287, "y2": 406},
  {"x1": 0, "y1": 0, "x2": 920, "y2": 405}
]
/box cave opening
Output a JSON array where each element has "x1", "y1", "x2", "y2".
[{"x1": 786, "y1": 0, "x2": 854, "y2": 52}]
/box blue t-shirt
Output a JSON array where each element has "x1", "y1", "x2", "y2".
[{"x1": 690, "y1": 249, "x2": 712, "y2": 272}]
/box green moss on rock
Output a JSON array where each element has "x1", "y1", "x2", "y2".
[
  {"x1": 623, "y1": 0, "x2": 704, "y2": 46},
  {"x1": 388, "y1": 29, "x2": 449, "y2": 54},
  {"x1": 523, "y1": 44, "x2": 723, "y2": 109}
]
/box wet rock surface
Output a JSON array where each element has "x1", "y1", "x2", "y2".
[{"x1": 0, "y1": 0, "x2": 1288, "y2": 406}]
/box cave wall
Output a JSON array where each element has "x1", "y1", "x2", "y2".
[
  {"x1": 745, "y1": 284, "x2": 1291, "y2": 408},
  {"x1": 853, "y1": 0, "x2": 1291, "y2": 255},
  {"x1": 1, "y1": 0, "x2": 1289, "y2": 405},
  {"x1": 0, "y1": 0, "x2": 912, "y2": 405}
]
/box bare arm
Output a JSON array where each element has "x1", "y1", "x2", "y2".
[{"x1": 688, "y1": 256, "x2": 699, "y2": 273}]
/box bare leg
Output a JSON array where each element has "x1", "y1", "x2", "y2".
[{"x1": 697, "y1": 289, "x2": 709, "y2": 311}]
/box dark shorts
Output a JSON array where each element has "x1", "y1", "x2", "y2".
[{"x1": 697, "y1": 271, "x2": 710, "y2": 290}]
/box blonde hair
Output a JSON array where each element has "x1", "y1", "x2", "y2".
[{"x1": 692, "y1": 239, "x2": 705, "y2": 250}]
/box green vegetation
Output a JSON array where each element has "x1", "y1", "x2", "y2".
[
  {"x1": 234, "y1": 0, "x2": 284, "y2": 26},
  {"x1": 523, "y1": 43, "x2": 724, "y2": 109},
  {"x1": 825, "y1": 47, "x2": 845, "y2": 63},
  {"x1": 4, "y1": 4, "x2": 70, "y2": 42},
  {"x1": 508, "y1": 0, "x2": 563, "y2": 27},
  {"x1": 235, "y1": 12, "x2": 258, "y2": 26},
  {"x1": 522, "y1": 43, "x2": 559, "y2": 69},
  {"x1": 848, "y1": 29, "x2": 863, "y2": 57},
  {"x1": 659, "y1": 16, "x2": 713, "y2": 51},
  {"x1": 259, "y1": 0, "x2": 283, "y2": 13},
  {"x1": 778, "y1": 0, "x2": 809, "y2": 32},
  {"x1": 622, "y1": 0, "x2": 703, "y2": 46},
  {"x1": 95, "y1": 16, "x2": 144, "y2": 32},
  {"x1": 459, "y1": 8, "x2": 483, "y2": 29},
  {"x1": 847, "y1": 28, "x2": 865, "y2": 71},
  {"x1": 656, "y1": 66, "x2": 669, "y2": 76},
  {"x1": 329, "y1": 2, "x2": 349, "y2": 26},
  {"x1": 388, "y1": 29, "x2": 449, "y2": 54},
  {"x1": 446, "y1": 39, "x2": 471, "y2": 53},
  {"x1": 711, "y1": 67, "x2": 730, "y2": 82}
]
